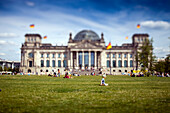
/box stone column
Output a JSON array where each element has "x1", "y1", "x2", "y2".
[
  {"x1": 76, "y1": 51, "x2": 79, "y2": 69},
  {"x1": 37, "y1": 51, "x2": 40, "y2": 67},
  {"x1": 110, "y1": 53, "x2": 112, "y2": 68},
  {"x1": 82, "y1": 51, "x2": 84, "y2": 69},
  {"x1": 89, "y1": 51, "x2": 91, "y2": 69},
  {"x1": 44, "y1": 53, "x2": 46, "y2": 67},
  {"x1": 24, "y1": 51, "x2": 27, "y2": 67},
  {"x1": 61, "y1": 53, "x2": 63, "y2": 67},
  {"x1": 116, "y1": 53, "x2": 118, "y2": 67},
  {"x1": 2, "y1": 62, "x2": 5, "y2": 70},
  {"x1": 12, "y1": 63, "x2": 14, "y2": 69},
  {"x1": 56, "y1": 53, "x2": 58, "y2": 67},
  {"x1": 94, "y1": 51, "x2": 97, "y2": 69},
  {"x1": 70, "y1": 51, "x2": 73, "y2": 68},
  {"x1": 50, "y1": 53, "x2": 52, "y2": 67},
  {"x1": 122, "y1": 53, "x2": 124, "y2": 67},
  {"x1": 127, "y1": 53, "x2": 130, "y2": 67},
  {"x1": 33, "y1": 51, "x2": 36, "y2": 67}
]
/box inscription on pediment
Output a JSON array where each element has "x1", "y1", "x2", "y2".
[{"x1": 73, "y1": 42, "x2": 98, "y2": 49}]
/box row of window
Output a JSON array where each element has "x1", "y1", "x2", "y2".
[
  {"x1": 28, "y1": 53, "x2": 67, "y2": 58},
  {"x1": 107, "y1": 60, "x2": 133, "y2": 67},
  {"x1": 137, "y1": 38, "x2": 147, "y2": 42},
  {"x1": 41, "y1": 53, "x2": 67, "y2": 58},
  {"x1": 107, "y1": 53, "x2": 133, "y2": 58},
  {"x1": 27, "y1": 38, "x2": 36, "y2": 42},
  {"x1": 40, "y1": 60, "x2": 67, "y2": 67}
]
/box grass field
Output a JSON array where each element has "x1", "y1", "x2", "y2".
[{"x1": 0, "y1": 75, "x2": 170, "y2": 113}]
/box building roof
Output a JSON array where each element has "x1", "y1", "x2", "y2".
[
  {"x1": 132, "y1": 34, "x2": 149, "y2": 38},
  {"x1": 74, "y1": 30, "x2": 100, "y2": 41},
  {"x1": 25, "y1": 34, "x2": 42, "y2": 38}
]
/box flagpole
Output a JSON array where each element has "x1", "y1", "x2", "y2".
[
  {"x1": 110, "y1": 37, "x2": 111, "y2": 75},
  {"x1": 110, "y1": 48, "x2": 111, "y2": 75},
  {"x1": 106, "y1": 39, "x2": 112, "y2": 75}
]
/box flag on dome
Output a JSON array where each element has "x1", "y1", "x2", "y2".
[
  {"x1": 125, "y1": 36, "x2": 128, "y2": 39},
  {"x1": 30, "y1": 24, "x2": 35, "y2": 28},
  {"x1": 137, "y1": 24, "x2": 140, "y2": 28},
  {"x1": 44, "y1": 36, "x2": 47, "y2": 39},
  {"x1": 106, "y1": 42, "x2": 112, "y2": 50}
]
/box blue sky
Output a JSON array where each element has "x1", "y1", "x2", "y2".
[{"x1": 0, "y1": 0, "x2": 170, "y2": 61}]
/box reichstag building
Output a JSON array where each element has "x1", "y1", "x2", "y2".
[{"x1": 20, "y1": 30, "x2": 149, "y2": 75}]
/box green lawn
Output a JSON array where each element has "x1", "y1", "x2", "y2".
[{"x1": 0, "y1": 75, "x2": 170, "y2": 113}]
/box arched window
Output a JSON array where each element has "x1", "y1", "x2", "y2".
[
  {"x1": 118, "y1": 60, "x2": 122, "y2": 67},
  {"x1": 52, "y1": 60, "x2": 55, "y2": 67},
  {"x1": 107, "y1": 60, "x2": 110, "y2": 67},
  {"x1": 46, "y1": 60, "x2": 50, "y2": 67},
  {"x1": 124, "y1": 60, "x2": 128, "y2": 67},
  {"x1": 28, "y1": 53, "x2": 33, "y2": 58},
  {"x1": 41, "y1": 60, "x2": 44, "y2": 67},
  {"x1": 112, "y1": 60, "x2": 116, "y2": 67},
  {"x1": 130, "y1": 60, "x2": 133, "y2": 67},
  {"x1": 28, "y1": 69, "x2": 31, "y2": 73}
]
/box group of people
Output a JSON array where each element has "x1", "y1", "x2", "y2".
[
  {"x1": 48, "y1": 69, "x2": 108, "y2": 86},
  {"x1": 130, "y1": 72, "x2": 144, "y2": 77},
  {"x1": 48, "y1": 69, "x2": 60, "y2": 77},
  {"x1": 156, "y1": 73, "x2": 169, "y2": 77}
]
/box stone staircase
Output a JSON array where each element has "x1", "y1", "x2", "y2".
[{"x1": 72, "y1": 69, "x2": 101, "y2": 75}]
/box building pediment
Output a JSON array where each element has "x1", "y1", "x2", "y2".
[{"x1": 70, "y1": 41, "x2": 102, "y2": 49}]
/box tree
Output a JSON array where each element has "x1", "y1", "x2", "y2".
[
  {"x1": 154, "y1": 61, "x2": 165, "y2": 73},
  {"x1": 138, "y1": 38, "x2": 154, "y2": 76},
  {"x1": 154, "y1": 56, "x2": 170, "y2": 74},
  {"x1": 7, "y1": 67, "x2": 13, "y2": 72},
  {"x1": 0, "y1": 66, "x2": 2, "y2": 71},
  {"x1": 4, "y1": 66, "x2": 8, "y2": 71},
  {"x1": 164, "y1": 56, "x2": 170, "y2": 73},
  {"x1": 13, "y1": 67, "x2": 19, "y2": 73}
]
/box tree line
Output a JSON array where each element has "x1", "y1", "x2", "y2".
[
  {"x1": 0, "y1": 66, "x2": 19, "y2": 73},
  {"x1": 136, "y1": 38, "x2": 170, "y2": 76}
]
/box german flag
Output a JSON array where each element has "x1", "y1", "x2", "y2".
[
  {"x1": 30, "y1": 24, "x2": 35, "y2": 28},
  {"x1": 137, "y1": 24, "x2": 140, "y2": 28},
  {"x1": 125, "y1": 36, "x2": 128, "y2": 39},
  {"x1": 43, "y1": 36, "x2": 47, "y2": 39},
  {"x1": 106, "y1": 42, "x2": 112, "y2": 50}
]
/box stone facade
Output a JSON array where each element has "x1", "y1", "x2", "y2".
[{"x1": 20, "y1": 30, "x2": 149, "y2": 75}]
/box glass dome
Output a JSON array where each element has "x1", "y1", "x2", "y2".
[{"x1": 74, "y1": 30, "x2": 100, "y2": 41}]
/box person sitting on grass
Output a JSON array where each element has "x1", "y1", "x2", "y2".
[
  {"x1": 48, "y1": 74, "x2": 52, "y2": 77},
  {"x1": 53, "y1": 72, "x2": 57, "y2": 77},
  {"x1": 68, "y1": 71, "x2": 72, "y2": 78},
  {"x1": 100, "y1": 74, "x2": 108, "y2": 86},
  {"x1": 64, "y1": 72, "x2": 71, "y2": 78},
  {"x1": 58, "y1": 69, "x2": 60, "y2": 77}
]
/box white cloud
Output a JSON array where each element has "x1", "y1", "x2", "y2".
[
  {"x1": 0, "y1": 40, "x2": 18, "y2": 46},
  {"x1": 0, "y1": 40, "x2": 6, "y2": 45},
  {"x1": 141, "y1": 21, "x2": 170, "y2": 29},
  {"x1": 8, "y1": 41, "x2": 19, "y2": 46},
  {"x1": 25, "y1": 1, "x2": 35, "y2": 7},
  {"x1": 0, "y1": 33, "x2": 18, "y2": 38},
  {"x1": 0, "y1": 53, "x2": 6, "y2": 56},
  {"x1": 154, "y1": 47, "x2": 170, "y2": 57}
]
